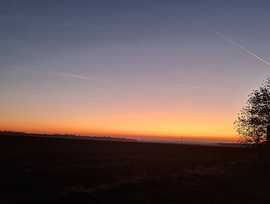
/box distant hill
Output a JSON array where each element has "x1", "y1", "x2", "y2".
[{"x1": 0, "y1": 131, "x2": 137, "y2": 142}]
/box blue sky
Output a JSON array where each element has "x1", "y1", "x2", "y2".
[{"x1": 1, "y1": 0, "x2": 270, "y2": 141}]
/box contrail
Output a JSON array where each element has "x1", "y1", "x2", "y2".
[
  {"x1": 208, "y1": 27, "x2": 270, "y2": 67},
  {"x1": 172, "y1": 84, "x2": 201, "y2": 89},
  {"x1": 24, "y1": 70, "x2": 108, "y2": 82},
  {"x1": 49, "y1": 72, "x2": 108, "y2": 82}
]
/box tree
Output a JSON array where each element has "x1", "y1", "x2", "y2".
[{"x1": 234, "y1": 77, "x2": 270, "y2": 146}]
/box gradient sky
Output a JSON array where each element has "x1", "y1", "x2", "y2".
[{"x1": 1, "y1": 0, "x2": 270, "y2": 142}]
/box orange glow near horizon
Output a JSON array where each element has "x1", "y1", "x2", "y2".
[{"x1": 0, "y1": 108, "x2": 238, "y2": 142}]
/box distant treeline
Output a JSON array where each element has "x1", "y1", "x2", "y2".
[{"x1": 0, "y1": 130, "x2": 137, "y2": 142}]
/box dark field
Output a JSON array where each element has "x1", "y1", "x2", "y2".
[{"x1": 0, "y1": 135, "x2": 269, "y2": 203}]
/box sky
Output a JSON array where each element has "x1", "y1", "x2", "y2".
[{"x1": 1, "y1": 0, "x2": 270, "y2": 142}]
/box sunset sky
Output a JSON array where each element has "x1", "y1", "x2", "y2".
[{"x1": 1, "y1": 0, "x2": 270, "y2": 142}]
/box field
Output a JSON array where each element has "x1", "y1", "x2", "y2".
[{"x1": 0, "y1": 135, "x2": 269, "y2": 203}]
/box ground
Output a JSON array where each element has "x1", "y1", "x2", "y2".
[{"x1": 0, "y1": 135, "x2": 269, "y2": 203}]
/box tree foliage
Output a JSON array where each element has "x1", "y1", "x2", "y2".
[{"x1": 234, "y1": 77, "x2": 270, "y2": 146}]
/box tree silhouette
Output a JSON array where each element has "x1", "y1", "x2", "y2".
[{"x1": 234, "y1": 77, "x2": 270, "y2": 146}]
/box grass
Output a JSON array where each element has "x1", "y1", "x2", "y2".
[{"x1": 0, "y1": 135, "x2": 269, "y2": 203}]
